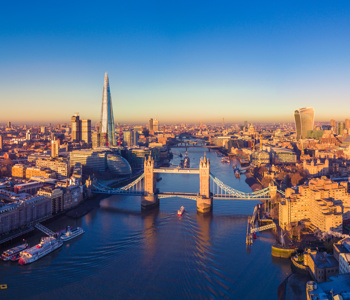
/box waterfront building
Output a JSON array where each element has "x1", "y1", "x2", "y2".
[
  {"x1": 294, "y1": 107, "x2": 315, "y2": 140},
  {"x1": 69, "y1": 148, "x2": 131, "y2": 176},
  {"x1": 37, "y1": 187, "x2": 64, "y2": 215},
  {"x1": 99, "y1": 73, "x2": 116, "y2": 146},
  {"x1": 0, "y1": 195, "x2": 51, "y2": 235},
  {"x1": 279, "y1": 178, "x2": 348, "y2": 232},
  {"x1": 306, "y1": 275, "x2": 350, "y2": 299},
  {"x1": 14, "y1": 181, "x2": 44, "y2": 195},
  {"x1": 304, "y1": 249, "x2": 339, "y2": 282},
  {"x1": 333, "y1": 238, "x2": 350, "y2": 274}
]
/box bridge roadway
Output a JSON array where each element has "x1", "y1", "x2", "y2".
[
  {"x1": 154, "y1": 168, "x2": 200, "y2": 174},
  {"x1": 158, "y1": 192, "x2": 271, "y2": 200}
]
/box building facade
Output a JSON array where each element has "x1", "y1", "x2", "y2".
[{"x1": 294, "y1": 107, "x2": 315, "y2": 140}]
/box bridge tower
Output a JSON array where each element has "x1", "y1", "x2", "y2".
[
  {"x1": 141, "y1": 155, "x2": 159, "y2": 209},
  {"x1": 197, "y1": 153, "x2": 213, "y2": 213}
]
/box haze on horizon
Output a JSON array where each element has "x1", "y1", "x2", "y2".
[{"x1": 1, "y1": 1, "x2": 350, "y2": 125}]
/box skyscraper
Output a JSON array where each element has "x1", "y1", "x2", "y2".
[
  {"x1": 294, "y1": 107, "x2": 315, "y2": 140},
  {"x1": 71, "y1": 113, "x2": 81, "y2": 142},
  {"x1": 149, "y1": 118, "x2": 154, "y2": 132},
  {"x1": 100, "y1": 72, "x2": 116, "y2": 146},
  {"x1": 81, "y1": 120, "x2": 91, "y2": 144}
]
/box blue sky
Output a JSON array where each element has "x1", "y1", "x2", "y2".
[{"x1": 1, "y1": 1, "x2": 350, "y2": 124}]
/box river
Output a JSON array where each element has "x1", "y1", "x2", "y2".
[{"x1": 0, "y1": 147, "x2": 291, "y2": 299}]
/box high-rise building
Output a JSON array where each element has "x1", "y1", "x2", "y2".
[
  {"x1": 294, "y1": 107, "x2": 315, "y2": 140},
  {"x1": 7, "y1": 121, "x2": 11, "y2": 129},
  {"x1": 149, "y1": 118, "x2": 154, "y2": 131},
  {"x1": 330, "y1": 119, "x2": 337, "y2": 128},
  {"x1": 26, "y1": 130, "x2": 31, "y2": 141},
  {"x1": 0, "y1": 135, "x2": 3, "y2": 150},
  {"x1": 345, "y1": 119, "x2": 350, "y2": 130},
  {"x1": 71, "y1": 113, "x2": 81, "y2": 142},
  {"x1": 40, "y1": 126, "x2": 46, "y2": 134},
  {"x1": 92, "y1": 132, "x2": 100, "y2": 148},
  {"x1": 100, "y1": 73, "x2": 116, "y2": 146},
  {"x1": 81, "y1": 120, "x2": 91, "y2": 144},
  {"x1": 153, "y1": 119, "x2": 159, "y2": 132},
  {"x1": 51, "y1": 138, "x2": 60, "y2": 158},
  {"x1": 338, "y1": 122, "x2": 345, "y2": 135}
]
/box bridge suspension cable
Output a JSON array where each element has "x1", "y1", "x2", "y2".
[{"x1": 209, "y1": 173, "x2": 271, "y2": 199}]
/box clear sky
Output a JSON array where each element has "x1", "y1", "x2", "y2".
[{"x1": 1, "y1": 1, "x2": 350, "y2": 125}]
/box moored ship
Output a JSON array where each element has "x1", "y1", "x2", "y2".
[
  {"x1": 60, "y1": 226, "x2": 85, "y2": 242},
  {"x1": 18, "y1": 236, "x2": 63, "y2": 265},
  {"x1": 1, "y1": 240, "x2": 29, "y2": 261}
]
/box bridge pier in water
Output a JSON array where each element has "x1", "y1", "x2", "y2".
[
  {"x1": 197, "y1": 154, "x2": 213, "y2": 213},
  {"x1": 141, "y1": 156, "x2": 159, "y2": 210}
]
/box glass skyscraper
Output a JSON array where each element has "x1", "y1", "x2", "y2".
[
  {"x1": 100, "y1": 73, "x2": 116, "y2": 146},
  {"x1": 294, "y1": 107, "x2": 314, "y2": 140}
]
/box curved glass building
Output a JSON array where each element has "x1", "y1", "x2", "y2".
[
  {"x1": 107, "y1": 154, "x2": 132, "y2": 176},
  {"x1": 294, "y1": 107, "x2": 314, "y2": 140}
]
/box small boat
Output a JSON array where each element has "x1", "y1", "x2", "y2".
[
  {"x1": 60, "y1": 226, "x2": 85, "y2": 242},
  {"x1": 179, "y1": 153, "x2": 183, "y2": 158},
  {"x1": 221, "y1": 157, "x2": 230, "y2": 163},
  {"x1": 18, "y1": 236, "x2": 63, "y2": 265},
  {"x1": 253, "y1": 233, "x2": 257, "y2": 239},
  {"x1": 183, "y1": 151, "x2": 190, "y2": 168},
  {"x1": 178, "y1": 206, "x2": 185, "y2": 216},
  {"x1": 156, "y1": 177, "x2": 162, "y2": 182},
  {"x1": 1, "y1": 240, "x2": 29, "y2": 261},
  {"x1": 234, "y1": 167, "x2": 240, "y2": 178}
]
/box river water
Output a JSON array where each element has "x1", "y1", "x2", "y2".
[{"x1": 1, "y1": 147, "x2": 291, "y2": 299}]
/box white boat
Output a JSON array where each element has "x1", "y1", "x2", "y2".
[
  {"x1": 178, "y1": 206, "x2": 185, "y2": 216},
  {"x1": 60, "y1": 226, "x2": 85, "y2": 242},
  {"x1": 18, "y1": 236, "x2": 63, "y2": 265},
  {"x1": 1, "y1": 241, "x2": 29, "y2": 261}
]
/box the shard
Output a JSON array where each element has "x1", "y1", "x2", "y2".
[{"x1": 100, "y1": 72, "x2": 116, "y2": 146}]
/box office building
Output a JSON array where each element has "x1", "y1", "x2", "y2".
[
  {"x1": 7, "y1": 121, "x2": 11, "y2": 129},
  {"x1": 69, "y1": 149, "x2": 131, "y2": 176},
  {"x1": 81, "y1": 119, "x2": 91, "y2": 143},
  {"x1": 51, "y1": 138, "x2": 60, "y2": 158},
  {"x1": 71, "y1": 113, "x2": 81, "y2": 142},
  {"x1": 345, "y1": 119, "x2": 350, "y2": 130},
  {"x1": 294, "y1": 107, "x2": 314, "y2": 140},
  {"x1": 279, "y1": 178, "x2": 347, "y2": 232},
  {"x1": 149, "y1": 118, "x2": 154, "y2": 131},
  {"x1": 0, "y1": 135, "x2": 3, "y2": 150},
  {"x1": 99, "y1": 73, "x2": 116, "y2": 146},
  {"x1": 71, "y1": 113, "x2": 91, "y2": 144},
  {"x1": 26, "y1": 130, "x2": 31, "y2": 141},
  {"x1": 338, "y1": 122, "x2": 345, "y2": 135},
  {"x1": 153, "y1": 119, "x2": 159, "y2": 132}
]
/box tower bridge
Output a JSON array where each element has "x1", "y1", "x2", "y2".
[{"x1": 92, "y1": 155, "x2": 282, "y2": 213}]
